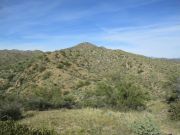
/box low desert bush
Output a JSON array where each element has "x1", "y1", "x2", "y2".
[{"x1": 131, "y1": 117, "x2": 160, "y2": 135}]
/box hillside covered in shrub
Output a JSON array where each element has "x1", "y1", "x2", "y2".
[{"x1": 0, "y1": 42, "x2": 180, "y2": 135}]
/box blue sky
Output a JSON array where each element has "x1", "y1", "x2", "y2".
[{"x1": 0, "y1": 0, "x2": 180, "y2": 58}]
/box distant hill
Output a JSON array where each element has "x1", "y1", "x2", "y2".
[
  {"x1": 170, "y1": 58, "x2": 180, "y2": 62},
  {"x1": 0, "y1": 42, "x2": 180, "y2": 99}
]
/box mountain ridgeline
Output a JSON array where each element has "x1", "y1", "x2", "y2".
[{"x1": 0, "y1": 42, "x2": 180, "y2": 110}]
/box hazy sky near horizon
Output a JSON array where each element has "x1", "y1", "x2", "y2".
[{"x1": 0, "y1": 0, "x2": 180, "y2": 58}]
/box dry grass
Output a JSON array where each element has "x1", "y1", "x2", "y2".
[
  {"x1": 20, "y1": 108, "x2": 135, "y2": 135},
  {"x1": 19, "y1": 108, "x2": 153, "y2": 135},
  {"x1": 19, "y1": 106, "x2": 180, "y2": 135}
]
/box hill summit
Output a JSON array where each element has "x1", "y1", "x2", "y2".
[{"x1": 75, "y1": 42, "x2": 97, "y2": 47}]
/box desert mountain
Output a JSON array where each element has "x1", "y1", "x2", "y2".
[{"x1": 1, "y1": 42, "x2": 180, "y2": 101}]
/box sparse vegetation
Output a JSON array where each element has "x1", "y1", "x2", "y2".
[{"x1": 0, "y1": 43, "x2": 180, "y2": 134}]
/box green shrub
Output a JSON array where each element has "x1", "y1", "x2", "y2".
[
  {"x1": 0, "y1": 101, "x2": 22, "y2": 121},
  {"x1": 165, "y1": 76, "x2": 180, "y2": 103},
  {"x1": 137, "y1": 69, "x2": 144, "y2": 74},
  {"x1": 25, "y1": 86, "x2": 77, "y2": 110},
  {"x1": 56, "y1": 63, "x2": 64, "y2": 69},
  {"x1": 131, "y1": 117, "x2": 160, "y2": 135},
  {"x1": 165, "y1": 76, "x2": 180, "y2": 120},
  {"x1": 60, "y1": 51, "x2": 66, "y2": 57},
  {"x1": 62, "y1": 61, "x2": 71, "y2": 67},
  {"x1": 57, "y1": 61, "x2": 71, "y2": 68},
  {"x1": 43, "y1": 56, "x2": 50, "y2": 62},
  {"x1": 38, "y1": 64, "x2": 46, "y2": 72},
  {"x1": 0, "y1": 121, "x2": 56, "y2": 135},
  {"x1": 0, "y1": 79, "x2": 10, "y2": 90},
  {"x1": 166, "y1": 87, "x2": 179, "y2": 103},
  {"x1": 7, "y1": 73, "x2": 15, "y2": 81},
  {"x1": 61, "y1": 94, "x2": 76, "y2": 109},
  {"x1": 114, "y1": 82, "x2": 148, "y2": 110},
  {"x1": 166, "y1": 91, "x2": 179, "y2": 103},
  {"x1": 93, "y1": 82, "x2": 148, "y2": 110},
  {"x1": 25, "y1": 97, "x2": 53, "y2": 111},
  {"x1": 76, "y1": 80, "x2": 90, "y2": 88},
  {"x1": 168, "y1": 100, "x2": 180, "y2": 120},
  {"x1": 42, "y1": 71, "x2": 52, "y2": 80}
]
